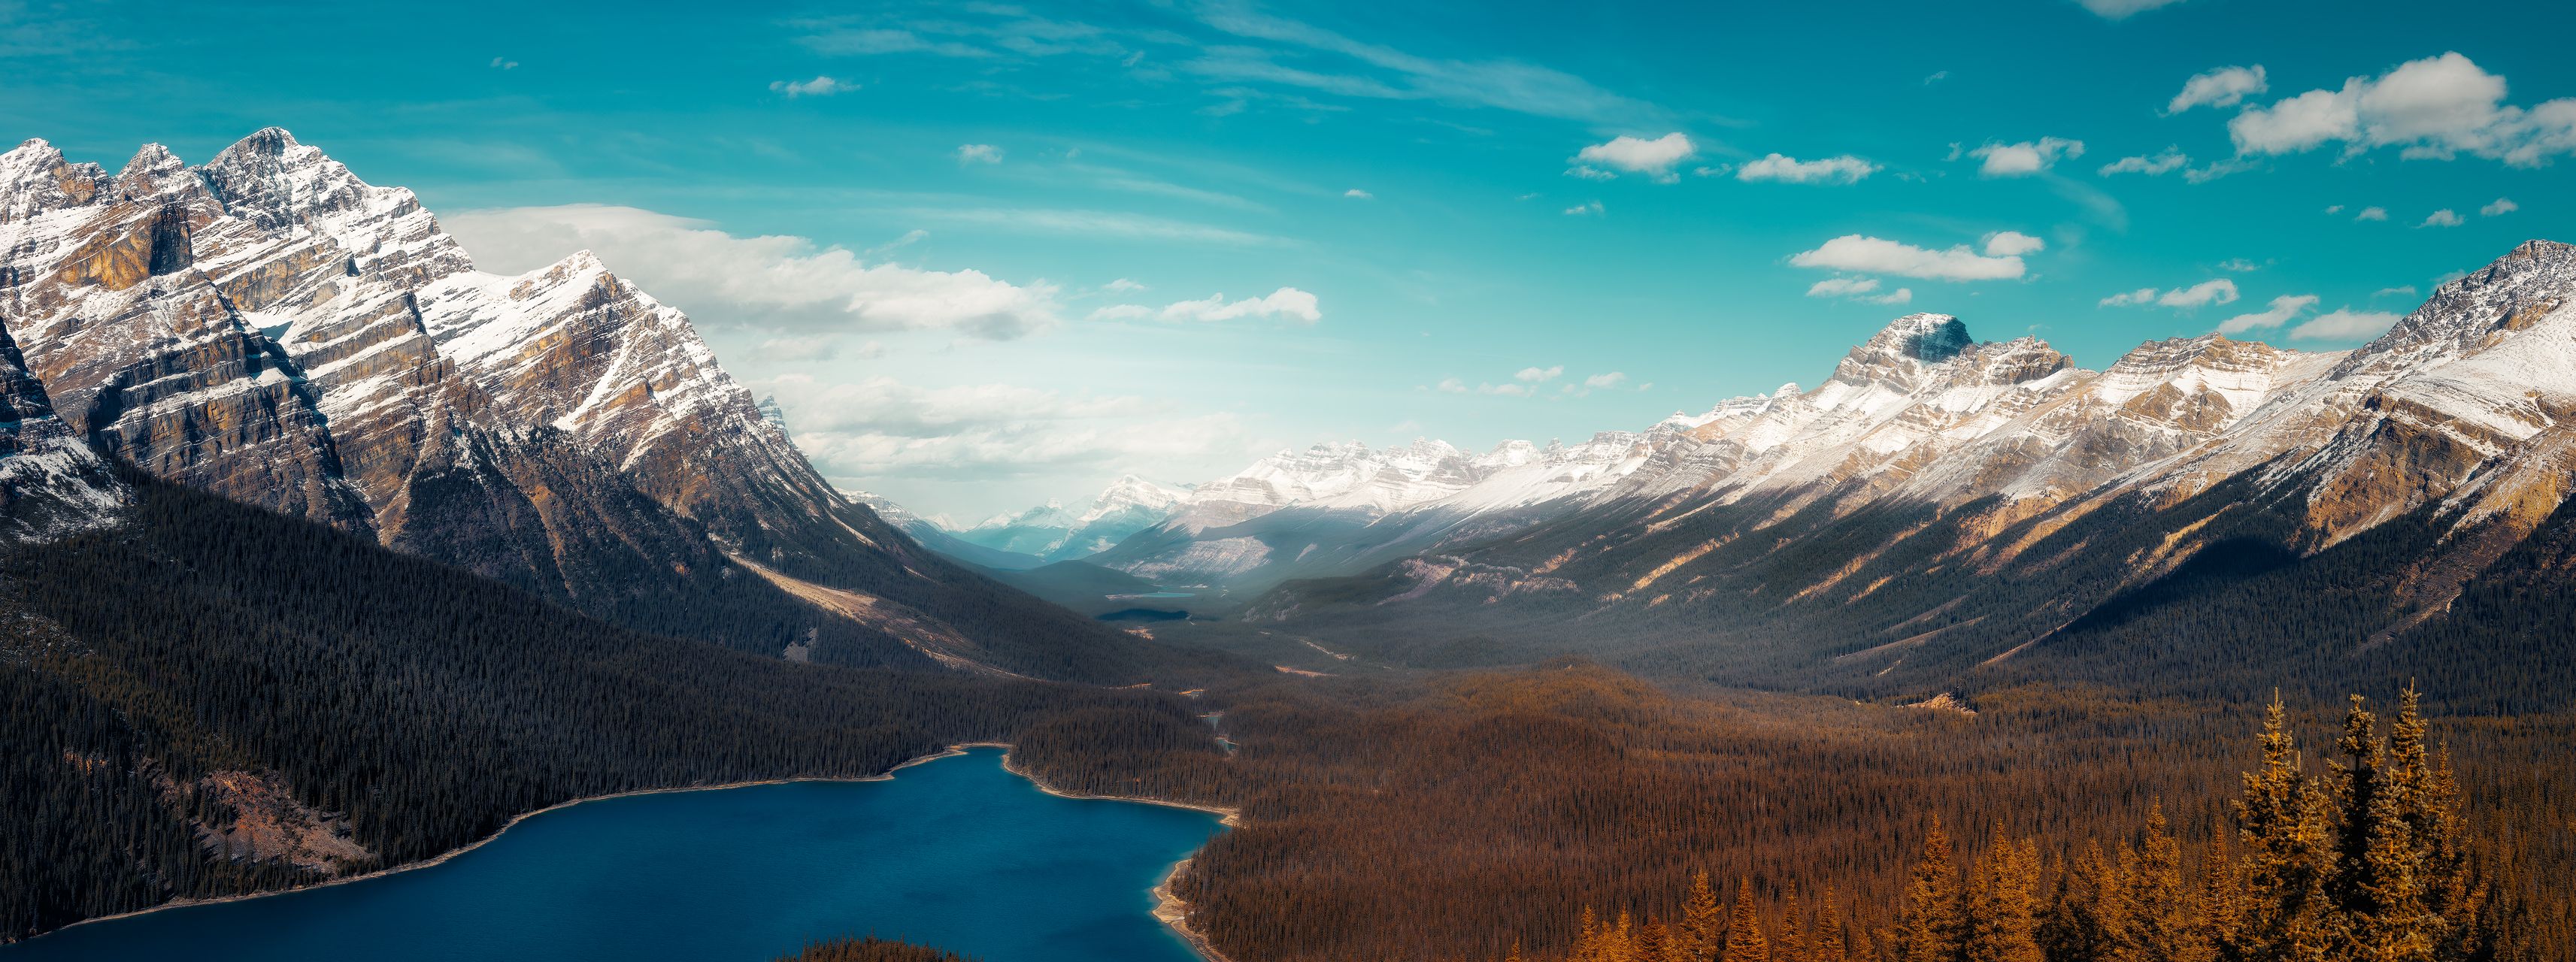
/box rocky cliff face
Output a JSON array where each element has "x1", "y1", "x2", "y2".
[
  {"x1": 0, "y1": 318, "x2": 123, "y2": 540},
  {"x1": 0, "y1": 129, "x2": 1150, "y2": 681}
]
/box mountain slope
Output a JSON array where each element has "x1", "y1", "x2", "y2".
[
  {"x1": 1244, "y1": 242, "x2": 2576, "y2": 712},
  {"x1": 0, "y1": 129, "x2": 1153, "y2": 682}
]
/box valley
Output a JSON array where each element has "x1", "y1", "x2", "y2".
[{"x1": 0, "y1": 126, "x2": 2569, "y2": 962}]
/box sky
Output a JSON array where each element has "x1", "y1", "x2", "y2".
[{"x1": 5, "y1": 0, "x2": 2573, "y2": 522}]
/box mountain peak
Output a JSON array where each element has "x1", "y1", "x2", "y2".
[{"x1": 1868, "y1": 313, "x2": 1971, "y2": 363}]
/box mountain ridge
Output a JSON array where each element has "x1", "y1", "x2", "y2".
[{"x1": 0, "y1": 127, "x2": 1166, "y2": 682}]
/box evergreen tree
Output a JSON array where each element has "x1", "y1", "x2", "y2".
[
  {"x1": 1776, "y1": 888, "x2": 1810, "y2": 962},
  {"x1": 2228, "y1": 696, "x2": 2335, "y2": 962},
  {"x1": 1815, "y1": 886, "x2": 1849, "y2": 962},
  {"x1": 2118, "y1": 803, "x2": 2204, "y2": 962},
  {"x1": 1966, "y1": 829, "x2": 2043, "y2": 962},
  {"x1": 1682, "y1": 871, "x2": 1725, "y2": 961},
  {"x1": 1898, "y1": 818, "x2": 1964, "y2": 962},
  {"x1": 1724, "y1": 882, "x2": 1771, "y2": 962}
]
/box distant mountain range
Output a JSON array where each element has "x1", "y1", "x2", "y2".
[
  {"x1": 856, "y1": 240, "x2": 2576, "y2": 709},
  {"x1": 0, "y1": 129, "x2": 1157, "y2": 682}
]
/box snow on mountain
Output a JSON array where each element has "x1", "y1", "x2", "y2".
[
  {"x1": 0, "y1": 128, "x2": 1146, "y2": 676},
  {"x1": 955, "y1": 473, "x2": 1190, "y2": 561}
]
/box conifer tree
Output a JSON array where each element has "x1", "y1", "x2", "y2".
[
  {"x1": 1898, "y1": 817, "x2": 1963, "y2": 962},
  {"x1": 1682, "y1": 871, "x2": 1725, "y2": 962},
  {"x1": 1966, "y1": 829, "x2": 2043, "y2": 962},
  {"x1": 1577, "y1": 906, "x2": 1604, "y2": 962},
  {"x1": 1641, "y1": 919, "x2": 1672, "y2": 962},
  {"x1": 2197, "y1": 832, "x2": 2244, "y2": 954},
  {"x1": 2119, "y1": 803, "x2": 2205, "y2": 962},
  {"x1": 2038, "y1": 845, "x2": 2114, "y2": 962},
  {"x1": 1776, "y1": 888, "x2": 1809, "y2": 962},
  {"x1": 1724, "y1": 882, "x2": 1771, "y2": 962},
  {"x1": 2229, "y1": 696, "x2": 2335, "y2": 962},
  {"x1": 1611, "y1": 909, "x2": 1640, "y2": 962},
  {"x1": 1815, "y1": 886, "x2": 1849, "y2": 962}
]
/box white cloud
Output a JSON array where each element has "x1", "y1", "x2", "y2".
[
  {"x1": 2323, "y1": 204, "x2": 2346, "y2": 214},
  {"x1": 1574, "y1": 132, "x2": 1697, "y2": 182},
  {"x1": 1981, "y1": 231, "x2": 2047, "y2": 257},
  {"x1": 1735, "y1": 153, "x2": 1880, "y2": 184},
  {"x1": 441, "y1": 204, "x2": 1061, "y2": 340},
  {"x1": 956, "y1": 143, "x2": 1005, "y2": 164},
  {"x1": 2166, "y1": 279, "x2": 2241, "y2": 307},
  {"x1": 1085, "y1": 304, "x2": 1154, "y2": 321},
  {"x1": 2373, "y1": 285, "x2": 2420, "y2": 298},
  {"x1": 771, "y1": 75, "x2": 857, "y2": 98},
  {"x1": 2099, "y1": 147, "x2": 2190, "y2": 176},
  {"x1": 2168, "y1": 65, "x2": 2267, "y2": 113},
  {"x1": 2418, "y1": 208, "x2": 2465, "y2": 228},
  {"x1": 766, "y1": 374, "x2": 1250, "y2": 481},
  {"x1": 2481, "y1": 197, "x2": 2518, "y2": 216},
  {"x1": 1515, "y1": 365, "x2": 1564, "y2": 383},
  {"x1": 1344, "y1": 188, "x2": 1374, "y2": 198},
  {"x1": 2217, "y1": 294, "x2": 2320, "y2": 334},
  {"x1": 2077, "y1": 0, "x2": 2189, "y2": 18},
  {"x1": 1565, "y1": 165, "x2": 1617, "y2": 181},
  {"x1": 2227, "y1": 52, "x2": 2576, "y2": 166},
  {"x1": 1583, "y1": 371, "x2": 1628, "y2": 389},
  {"x1": 2218, "y1": 258, "x2": 2261, "y2": 272},
  {"x1": 1970, "y1": 138, "x2": 2084, "y2": 177},
  {"x1": 2181, "y1": 157, "x2": 2258, "y2": 183},
  {"x1": 489, "y1": 56, "x2": 519, "y2": 70},
  {"x1": 2354, "y1": 206, "x2": 2390, "y2": 222},
  {"x1": 2099, "y1": 279, "x2": 2238, "y2": 308},
  {"x1": 1924, "y1": 71, "x2": 1949, "y2": 85},
  {"x1": 2290, "y1": 307, "x2": 2402, "y2": 341},
  {"x1": 1155, "y1": 287, "x2": 1323, "y2": 323},
  {"x1": 1791, "y1": 234, "x2": 2028, "y2": 281},
  {"x1": 1563, "y1": 200, "x2": 1605, "y2": 216},
  {"x1": 1105, "y1": 277, "x2": 1149, "y2": 292}
]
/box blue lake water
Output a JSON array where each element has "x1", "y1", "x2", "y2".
[{"x1": 6, "y1": 747, "x2": 1224, "y2": 962}]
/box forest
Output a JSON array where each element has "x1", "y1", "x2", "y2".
[
  {"x1": 0, "y1": 475, "x2": 1229, "y2": 939},
  {"x1": 1528, "y1": 691, "x2": 2513, "y2": 961},
  {"x1": 1011, "y1": 667, "x2": 2571, "y2": 962}
]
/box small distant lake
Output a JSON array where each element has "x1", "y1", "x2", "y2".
[
  {"x1": 1111, "y1": 591, "x2": 1198, "y2": 599},
  {"x1": 6, "y1": 748, "x2": 1224, "y2": 962}
]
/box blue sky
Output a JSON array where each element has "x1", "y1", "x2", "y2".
[{"x1": 8, "y1": 0, "x2": 2572, "y2": 520}]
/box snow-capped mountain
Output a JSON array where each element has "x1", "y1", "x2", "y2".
[
  {"x1": 1236, "y1": 240, "x2": 2576, "y2": 707},
  {"x1": 0, "y1": 129, "x2": 1153, "y2": 681},
  {"x1": 954, "y1": 473, "x2": 1190, "y2": 562}
]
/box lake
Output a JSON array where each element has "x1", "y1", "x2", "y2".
[{"x1": 5, "y1": 747, "x2": 1226, "y2": 962}]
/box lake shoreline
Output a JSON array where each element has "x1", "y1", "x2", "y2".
[
  {"x1": 992, "y1": 748, "x2": 1243, "y2": 962},
  {"x1": 24, "y1": 742, "x2": 1243, "y2": 962}
]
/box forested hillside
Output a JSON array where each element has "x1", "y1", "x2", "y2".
[{"x1": 0, "y1": 473, "x2": 1229, "y2": 941}]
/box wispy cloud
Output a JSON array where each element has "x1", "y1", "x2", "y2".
[
  {"x1": 441, "y1": 204, "x2": 1062, "y2": 340},
  {"x1": 2217, "y1": 294, "x2": 2320, "y2": 334},
  {"x1": 1736, "y1": 153, "x2": 1880, "y2": 184},
  {"x1": 771, "y1": 75, "x2": 856, "y2": 98}
]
